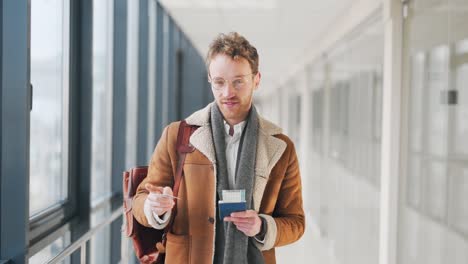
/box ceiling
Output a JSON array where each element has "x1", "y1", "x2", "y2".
[{"x1": 159, "y1": 0, "x2": 355, "y2": 94}]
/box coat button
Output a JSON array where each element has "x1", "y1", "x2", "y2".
[{"x1": 208, "y1": 217, "x2": 215, "y2": 224}]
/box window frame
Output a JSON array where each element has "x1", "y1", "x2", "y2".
[
  {"x1": 29, "y1": 0, "x2": 71, "y2": 224},
  {"x1": 0, "y1": 1, "x2": 30, "y2": 263},
  {"x1": 28, "y1": 0, "x2": 94, "y2": 258}
]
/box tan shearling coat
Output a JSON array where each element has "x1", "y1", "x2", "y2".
[{"x1": 133, "y1": 103, "x2": 305, "y2": 264}]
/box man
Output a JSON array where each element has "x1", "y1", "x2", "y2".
[{"x1": 133, "y1": 32, "x2": 305, "y2": 264}]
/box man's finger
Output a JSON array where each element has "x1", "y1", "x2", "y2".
[
  {"x1": 224, "y1": 216, "x2": 251, "y2": 223},
  {"x1": 145, "y1": 183, "x2": 163, "y2": 194},
  {"x1": 147, "y1": 200, "x2": 174, "y2": 208},
  {"x1": 162, "y1": 186, "x2": 173, "y2": 196},
  {"x1": 230, "y1": 210, "x2": 256, "y2": 218},
  {"x1": 233, "y1": 222, "x2": 252, "y2": 229}
]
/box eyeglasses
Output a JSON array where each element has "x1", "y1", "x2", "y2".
[{"x1": 208, "y1": 73, "x2": 255, "y2": 91}]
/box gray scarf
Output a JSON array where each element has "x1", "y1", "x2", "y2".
[{"x1": 211, "y1": 103, "x2": 264, "y2": 264}]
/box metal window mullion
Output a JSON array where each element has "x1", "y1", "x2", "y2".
[
  {"x1": 68, "y1": 0, "x2": 93, "y2": 263},
  {"x1": 111, "y1": 0, "x2": 128, "y2": 262},
  {"x1": 147, "y1": 0, "x2": 157, "y2": 159},
  {"x1": 106, "y1": 0, "x2": 115, "y2": 197},
  {"x1": 136, "y1": 0, "x2": 149, "y2": 166},
  {"x1": 62, "y1": 0, "x2": 71, "y2": 201},
  {"x1": 154, "y1": 2, "x2": 165, "y2": 141},
  {"x1": 161, "y1": 13, "x2": 169, "y2": 127},
  {"x1": 0, "y1": 1, "x2": 29, "y2": 263}
]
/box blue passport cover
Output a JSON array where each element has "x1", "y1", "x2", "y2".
[{"x1": 218, "y1": 201, "x2": 246, "y2": 220}]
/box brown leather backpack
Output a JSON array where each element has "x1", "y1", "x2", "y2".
[{"x1": 123, "y1": 121, "x2": 197, "y2": 264}]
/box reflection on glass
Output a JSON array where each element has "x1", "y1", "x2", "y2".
[
  {"x1": 401, "y1": 0, "x2": 468, "y2": 263},
  {"x1": 427, "y1": 46, "x2": 449, "y2": 156},
  {"x1": 425, "y1": 161, "x2": 447, "y2": 220},
  {"x1": 410, "y1": 53, "x2": 425, "y2": 153},
  {"x1": 449, "y1": 167, "x2": 468, "y2": 236},
  {"x1": 90, "y1": 203, "x2": 111, "y2": 264},
  {"x1": 288, "y1": 94, "x2": 301, "y2": 145},
  {"x1": 91, "y1": 0, "x2": 112, "y2": 202},
  {"x1": 29, "y1": 234, "x2": 70, "y2": 264},
  {"x1": 372, "y1": 73, "x2": 383, "y2": 141},
  {"x1": 30, "y1": 0, "x2": 69, "y2": 216},
  {"x1": 455, "y1": 39, "x2": 468, "y2": 54},
  {"x1": 311, "y1": 89, "x2": 323, "y2": 153},
  {"x1": 455, "y1": 39, "x2": 468, "y2": 156},
  {"x1": 317, "y1": 18, "x2": 383, "y2": 264},
  {"x1": 407, "y1": 156, "x2": 422, "y2": 209},
  {"x1": 371, "y1": 72, "x2": 383, "y2": 187}
]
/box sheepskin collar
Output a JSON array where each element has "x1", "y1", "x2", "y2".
[{"x1": 185, "y1": 102, "x2": 283, "y2": 136}]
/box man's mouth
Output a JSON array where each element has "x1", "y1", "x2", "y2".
[{"x1": 223, "y1": 101, "x2": 238, "y2": 106}]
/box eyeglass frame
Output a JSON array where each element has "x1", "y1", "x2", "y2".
[{"x1": 208, "y1": 72, "x2": 257, "y2": 91}]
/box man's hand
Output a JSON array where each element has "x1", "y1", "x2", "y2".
[
  {"x1": 144, "y1": 183, "x2": 175, "y2": 217},
  {"x1": 224, "y1": 210, "x2": 262, "y2": 237}
]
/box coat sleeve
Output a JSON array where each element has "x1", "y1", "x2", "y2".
[
  {"x1": 255, "y1": 139, "x2": 305, "y2": 250},
  {"x1": 132, "y1": 122, "x2": 179, "y2": 228},
  {"x1": 273, "y1": 144, "x2": 305, "y2": 246}
]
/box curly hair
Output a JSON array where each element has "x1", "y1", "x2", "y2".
[{"x1": 206, "y1": 32, "x2": 259, "y2": 74}]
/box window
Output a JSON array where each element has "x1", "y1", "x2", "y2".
[
  {"x1": 90, "y1": 0, "x2": 114, "y2": 262},
  {"x1": 317, "y1": 15, "x2": 383, "y2": 264},
  {"x1": 91, "y1": 0, "x2": 113, "y2": 204},
  {"x1": 400, "y1": 0, "x2": 468, "y2": 262},
  {"x1": 125, "y1": 0, "x2": 139, "y2": 168},
  {"x1": 30, "y1": 0, "x2": 70, "y2": 217},
  {"x1": 288, "y1": 90, "x2": 301, "y2": 145},
  {"x1": 311, "y1": 89, "x2": 324, "y2": 153},
  {"x1": 454, "y1": 39, "x2": 468, "y2": 157},
  {"x1": 29, "y1": 234, "x2": 70, "y2": 264}
]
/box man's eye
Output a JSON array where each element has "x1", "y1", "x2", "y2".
[
  {"x1": 233, "y1": 79, "x2": 244, "y2": 86},
  {"x1": 214, "y1": 80, "x2": 225, "y2": 86}
]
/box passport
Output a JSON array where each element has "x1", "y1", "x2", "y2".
[
  {"x1": 218, "y1": 189, "x2": 246, "y2": 220},
  {"x1": 218, "y1": 201, "x2": 247, "y2": 220}
]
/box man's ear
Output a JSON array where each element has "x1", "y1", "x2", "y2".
[{"x1": 254, "y1": 72, "x2": 261, "y2": 90}]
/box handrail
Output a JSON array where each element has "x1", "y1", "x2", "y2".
[{"x1": 47, "y1": 205, "x2": 124, "y2": 264}]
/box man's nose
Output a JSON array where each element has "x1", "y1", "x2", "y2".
[{"x1": 221, "y1": 83, "x2": 236, "y2": 97}]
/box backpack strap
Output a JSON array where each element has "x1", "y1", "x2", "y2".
[
  {"x1": 173, "y1": 120, "x2": 197, "y2": 196},
  {"x1": 160, "y1": 120, "x2": 197, "y2": 249}
]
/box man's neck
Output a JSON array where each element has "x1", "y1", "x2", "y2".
[
  {"x1": 224, "y1": 118, "x2": 245, "y2": 127},
  {"x1": 224, "y1": 105, "x2": 252, "y2": 127}
]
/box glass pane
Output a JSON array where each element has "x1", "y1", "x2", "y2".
[
  {"x1": 409, "y1": 53, "x2": 425, "y2": 153},
  {"x1": 29, "y1": 233, "x2": 70, "y2": 264},
  {"x1": 371, "y1": 72, "x2": 383, "y2": 187},
  {"x1": 147, "y1": 0, "x2": 157, "y2": 158},
  {"x1": 90, "y1": 203, "x2": 111, "y2": 264},
  {"x1": 91, "y1": 0, "x2": 113, "y2": 202},
  {"x1": 448, "y1": 166, "x2": 468, "y2": 236},
  {"x1": 406, "y1": 156, "x2": 422, "y2": 209},
  {"x1": 311, "y1": 89, "x2": 323, "y2": 153},
  {"x1": 427, "y1": 45, "x2": 449, "y2": 157},
  {"x1": 316, "y1": 18, "x2": 383, "y2": 264},
  {"x1": 288, "y1": 92, "x2": 301, "y2": 145},
  {"x1": 400, "y1": 0, "x2": 468, "y2": 263},
  {"x1": 30, "y1": 0, "x2": 70, "y2": 216},
  {"x1": 424, "y1": 161, "x2": 447, "y2": 220},
  {"x1": 454, "y1": 39, "x2": 468, "y2": 156},
  {"x1": 125, "y1": 0, "x2": 139, "y2": 169}
]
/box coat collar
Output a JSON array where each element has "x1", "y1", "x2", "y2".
[
  {"x1": 185, "y1": 102, "x2": 283, "y2": 136},
  {"x1": 185, "y1": 102, "x2": 287, "y2": 211}
]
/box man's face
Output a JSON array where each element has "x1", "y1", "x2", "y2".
[{"x1": 208, "y1": 54, "x2": 260, "y2": 125}]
